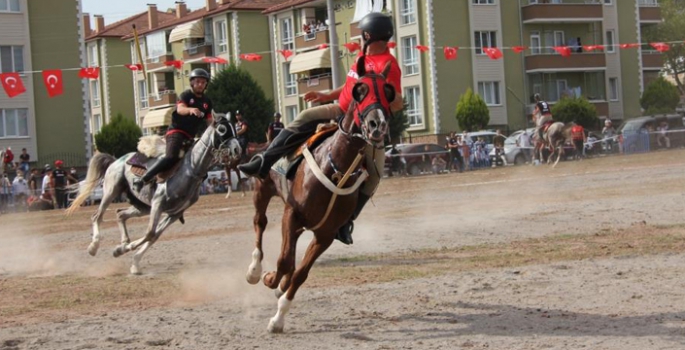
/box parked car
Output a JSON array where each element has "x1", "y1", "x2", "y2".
[
  {"x1": 67, "y1": 180, "x2": 103, "y2": 206},
  {"x1": 384, "y1": 143, "x2": 450, "y2": 176}
]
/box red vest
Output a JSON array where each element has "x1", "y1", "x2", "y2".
[{"x1": 571, "y1": 125, "x2": 584, "y2": 140}]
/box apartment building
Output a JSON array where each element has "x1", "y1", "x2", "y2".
[
  {"x1": 1, "y1": 0, "x2": 89, "y2": 166},
  {"x1": 122, "y1": 0, "x2": 281, "y2": 133},
  {"x1": 83, "y1": 10, "x2": 175, "y2": 145},
  {"x1": 266, "y1": 0, "x2": 663, "y2": 144}
]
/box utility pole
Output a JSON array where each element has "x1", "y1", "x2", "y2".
[{"x1": 327, "y1": 0, "x2": 341, "y2": 88}]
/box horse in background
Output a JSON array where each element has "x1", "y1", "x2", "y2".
[
  {"x1": 222, "y1": 141, "x2": 268, "y2": 198},
  {"x1": 537, "y1": 121, "x2": 574, "y2": 167}
]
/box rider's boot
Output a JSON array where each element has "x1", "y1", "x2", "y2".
[
  {"x1": 132, "y1": 157, "x2": 176, "y2": 192},
  {"x1": 335, "y1": 193, "x2": 370, "y2": 245},
  {"x1": 238, "y1": 130, "x2": 310, "y2": 179}
]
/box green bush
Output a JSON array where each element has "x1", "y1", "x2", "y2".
[
  {"x1": 206, "y1": 64, "x2": 274, "y2": 143},
  {"x1": 550, "y1": 96, "x2": 599, "y2": 129},
  {"x1": 455, "y1": 88, "x2": 490, "y2": 132},
  {"x1": 94, "y1": 113, "x2": 142, "y2": 157},
  {"x1": 389, "y1": 99, "x2": 410, "y2": 144},
  {"x1": 640, "y1": 77, "x2": 680, "y2": 115}
]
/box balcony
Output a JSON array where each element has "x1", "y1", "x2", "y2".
[
  {"x1": 642, "y1": 51, "x2": 663, "y2": 70},
  {"x1": 349, "y1": 22, "x2": 361, "y2": 38},
  {"x1": 183, "y1": 43, "x2": 213, "y2": 61},
  {"x1": 295, "y1": 30, "x2": 330, "y2": 50},
  {"x1": 638, "y1": 2, "x2": 661, "y2": 23},
  {"x1": 522, "y1": 1, "x2": 603, "y2": 24},
  {"x1": 525, "y1": 53, "x2": 606, "y2": 72},
  {"x1": 297, "y1": 74, "x2": 333, "y2": 95},
  {"x1": 148, "y1": 90, "x2": 177, "y2": 108},
  {"x1": 146, "y1": 54, "x2": 175, "y2": 71}
]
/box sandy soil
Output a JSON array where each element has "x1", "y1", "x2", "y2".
[{"x1": 1, "y1": 150, "x2": 685, "y2": 349}]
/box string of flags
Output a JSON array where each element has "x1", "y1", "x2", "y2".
[{"x1": 0, "y1": 39, "x2": 677, "y2": 99}]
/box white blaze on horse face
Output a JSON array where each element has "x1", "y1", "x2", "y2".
[
  {"x1": 267, "y1": 294, "x2": 292, "y2": 333},
  {"x1": 364, "y1": 108, "x2": 387, "y2": 145}
]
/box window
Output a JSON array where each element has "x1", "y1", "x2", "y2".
[
  {"x1": 0, "y1": 109, "x2": 29, "y2": 138},
  {"x1": 146, "y1": 31, "x2": 167, "y2": 58},
  {"x1": 606, "y1": 30, "x2": 615, "y2": 53},
  {"x1": 402, "y1": 36, "x2": 418, "y2": 75},
  {"x1": 530, "y1": 32, "x2": 541, "y2": 55},
  {"x1": 609, "y1": 78, "x2": 619, "y2": 101},
  {"x1": 474, "y1": 31, "x2": 496, "y2": 55},
  {"x1": 404, "y1": 86, "x2": 423, "y2": 126},
  {"x1": 88, "y1": 44, "x2": 98, "y2": 67},
  {"x1": 285, "y1": 106, "x2": 298, "y2": 124},
  {"x1": 400, "y1": 0, "x2": 416, "y2": 25},
  {"x1": 138, "y1": 80, "x2": 148, "y2": 109},
  {"x1": 90, "y1": 80, "x2": 100, "y2": 107},
  {"x1": 0, "y1": 0, "x2": 20, "y2": 12},
  {"x1": 477, "y1": 81, "x2": 501, "y2": 106},
  {"x1": 215, "y1": 20, "x2": 227, "y2": 53},
  {"x1": 283, "y1": 63, "x2": 296, "y2": 96},
  {"x1": 604, "y1": 0, "x2": 613, "y2": 4},
  {"x1": 0, "y1": 46, "x2": 24, "y2": 73},
  {"x1": 473, "y1": 0, "x2": 495, "y2": 4},
  {"x1": 93, "y1": 114, "x2": 102, "y2": 133},
  {"x1": 281, "y1": 18, "x2": 294, "y2": 51},
  {"x1": 554, "y1": 31, "x2": 565, "y2": 49},
  {"x1": 556, "y1": 80, "x2": 567, "y2": 100}
]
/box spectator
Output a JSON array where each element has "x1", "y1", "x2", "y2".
[
  {"x1": 267, "y1": 112, "x2": 285, "y2": 143},
  {"x1": 492, "y1": 129, "x2": 507, "y2": 167},
  {"x1": 657, "y1": 121, "x2": 670, "y2": 149},
  {"x1": 571, "y1": 123, "x2": 586, "y2": 160},
  {"x1": 602, "y1": 119, "x2": 616, "y2": 152},
  {"x1": 0, "y1": 173, "x2": 11, "y2": 213},
  {"x1": 3, "y1": 147, "x2": 14, "y2": 171},
  {"x1": 28, "y1": 168, "x2": 40, "y2": 196},
  {"x1": 19, "y1": 148, "x2": 30, "y2": 173},
  {"x1": 235, "y1": 110, "x2": 249, "y2": 157},
  {"x1": 12, "y1": 171, "x2": 29, "y2": 210},
  {"x1": 41, "y1": 165, "x2": 54, "y2": 205},
  {"x1": 389, "y1": 144, "x2": 406, "y2": 176},
  {"x1": 431, "y1": 155, "x2": 447, "y2": 174},
  {"x1": 460, "y1": 136, "x2": 471, "y2": 171},
  {"x1": 68, "y1": 167, "x2": 79, "y2": 186},
  {"x1": 517, "y1": 130, "x2": 532, "y2": 163},
  {"x1": 586, "y1": 132, "x2": 598, "y2": 157},
  {"x1": 446, "y1": 132, "x2": 463, "y2": 173},
  {"x1": 52, "y1": 160, "x2": 75, "y2": 209}
]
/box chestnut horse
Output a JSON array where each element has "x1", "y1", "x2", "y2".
[
  {"x1": 245, "y1": 62, "x2": 394, "y2": 333},
  {"x1": 222, "y1": 142, "x2": 267, "y2": 198}
]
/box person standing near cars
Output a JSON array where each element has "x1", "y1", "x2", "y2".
[{"x1": 267, "y1": 112, "x2": 284, "y2": 144}]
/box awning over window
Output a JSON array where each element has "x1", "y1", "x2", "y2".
[
  {"x1": 168, "y1": 20, "x2": 205, "y2": 43},
  {"x1": 142, "y1": 107, "x2": 173, "y2": 128},
  {"x1": 289, "y1": 48, "x2": 331, "y2": 74}
]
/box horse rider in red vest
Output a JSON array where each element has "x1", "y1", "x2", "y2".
[{"x1": 239, "y1": 12, "x2": 404, "y2": 245}]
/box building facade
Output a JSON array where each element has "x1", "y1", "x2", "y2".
[
  {"x1": 0, "y1": 0, "x2": 88, "y2": 167},
  {"x1": 266, "y1": 0, "x2": 663, "y2": 144}
]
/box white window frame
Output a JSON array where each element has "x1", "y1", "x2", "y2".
[
  {"x1": 138, "y1": 80, "x2": 148, "y2": 109},
  {"x1": 285, "y1": 105, "x2": 298, "y2": 124},
  {"x1": 0, "y1": 46, "x2": 24, "y2": 73},
  {"x1": 474, "y1": 31, "x2": 497, "y2": 55},
  {"x1": 90, "y1": 80, "x2": 100, "y2": 108},
  {"x1": 283, "y1": 63, "x2": 297, "y2": 96},
  {"x1": 477, "y1": 81, "x2": 501, "y2": 106},
  {"x1": 281, "y1": 18, "x2": 294, "y2": 51},
  {"x1": 0, "y1": 0, "x2": 20, "y2": 12},
  {"x1": 88, "y1": 44, "x2": 99, "y2": 67},
  {"x1": 401, "y1": 36, "x2": 419, "y2": 75},
  {"x1": 93, "y1": 114, "x2": 102, "y2": 133},
  {"x1": 0, "y1": 109, "x2": 29, "y2": 138},
  {"x1": 399, "y1": 0, "x2": 416, "y2": 25},
  {"x1": 609, "y1": 77, "x2": 619, "y2": 101},
  {"x1": 553, "y1": 30, "x2": 565, "y2": 49},
  {"x1": 145, "y1": 31, "x2": 167, "y2": 59},
  {"x1": 606, "y1": 30, "x2": 615, "y2": 53},
  {"x1": 530, "y1": 32, "x2": 541, "y2": 55},
  {"x1": 215, "y1": 20, "x2": 228, "y2": 53},
  {"x1": 405, "y1": 86, "x2": 423, "y2": 127}
]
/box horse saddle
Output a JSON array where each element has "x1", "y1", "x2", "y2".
[
  {"x1": 272, "y1": 123, "x2": 339, "y2": 180},
  {"x1": 126, "y1": 152, "x2": 183, "y2": 183},
  {"x1": 542, "y1": 121, "x2": 554, "y2": 133}
]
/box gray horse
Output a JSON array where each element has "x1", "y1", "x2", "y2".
[
  {"x1": 66, "y1": 114, "x2": 240, "y2": 274},
  {"x1": 538, "y1": 121, "x2": 574, "y2": 167}
]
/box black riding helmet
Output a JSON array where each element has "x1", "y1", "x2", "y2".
[
  {"x1": 189, "y1": 68, "x2": 210, "y2": 82},
  {"x1": 358, "y1": 12, "x2": 394, "y2": 44}
]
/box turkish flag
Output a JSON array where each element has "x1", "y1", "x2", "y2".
[
  {"x1": 78, "y1": 67, "x2": 100, "y2": 79},
  {"x1": 583, "y1": 45, "x2": 604, "y2": 52},
  {"x1": 387, "y1": 42, "x2": 396, "y2": 49},
  {"x1": 483, "y1": 47, "x2": 502, "y2": 60},
  {"x1": 202, "y1": 57, "x2": 228, "y2": 64},
  {"x1": 512, "y1": 46, "x2": 527, "y2": 54},
  {"x1": 125, "y1": 64, "x2": 143, "y2": 71},
  {"x1": 240, "y1": 53, "x2": 263, "y2": 61},
  {"x1": 42, "y1": 69, "x2": 63, "y2": 97},
  {"x1": 650, "y1": 42, "x2": 670, "y2": 52},
  {"x1": 0, "y1": 73, "x2": 26, "y2": 98},
  {"x1": 416, "y1": 45, "x2": 429, "y2": 53},
  {"x1": 278, "y1": 49, "x2": 293, "y2": 60},
  {"x1": 443, "y1": 46, "x2": 457, "y2": 60},
  {"x1": 619, "y1": 43, "x2": 640, "y2": 49},
  {"x1": 317, "y1": 44, "x2": 329, "y2": 50},
  {"x1": 553, "y1": 46, "x2": 572, "y2": 57},
  {"x1": 164, "y1": 60, "x2": 183, "y2": 69},
  {"x1": 344, "y1": 42, "x2": 361, "y2": 53}
]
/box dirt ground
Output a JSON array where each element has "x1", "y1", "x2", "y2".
[{"x1": 2, "y1": 151, "x2": 685, "y2": 349}]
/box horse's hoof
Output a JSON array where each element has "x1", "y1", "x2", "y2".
[
  {"x1": 113, "y1": 246, "x2": 125, "y2": 258},
  {"x1": 263, "y1": 271, "x2": 276, "y2": 288},
  {"x1": 87, "y1": 242, "x2": 99, "y2": 256},
  {"x1": 267, "y1": 318, "x2": 284, "y2": 334},
  {"x1": 246, "y1": 270, "x2": 261, "y2": 285},
  {"x1": 130, "y1": 265, "x2": 142, "y2": 275}
]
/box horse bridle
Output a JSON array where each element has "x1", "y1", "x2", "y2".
[{"x1": 339, "y1": 72, "x2": 391, "y2": 145}]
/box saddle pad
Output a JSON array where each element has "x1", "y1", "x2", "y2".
[
  {"x1": 294, "y1": 123, "x2": 338, "y2": 158},
  {"x1": 272, "y1": 154, "x2": 304, "y2": 180},
  {"x1": 130, "y1": 165, "x2": 146, "y2": 177},
  {"x1": 126, "y1": 152, "x2": 151, "y2": 169}
]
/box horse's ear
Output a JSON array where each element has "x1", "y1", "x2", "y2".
[
  {"x1": 381, "y1": 61, "x2": 392, "y2": 79},
  {"x1": 383, "y1": 84, "x2": 396, "y2": 104},
  {"x1": 352, "y1": 82, "x2": 369, "y2": 103},
  {"x1": 356, "y1": 56, "x2": 366, "y2": 78}
]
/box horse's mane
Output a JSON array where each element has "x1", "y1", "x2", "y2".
[{"x1": 137, "y1": 135, "x2": 165, "y2": 158}]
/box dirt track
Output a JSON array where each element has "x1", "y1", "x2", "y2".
[{"x1": 2, "y1": 151, "x2": 685, "y2": 349}]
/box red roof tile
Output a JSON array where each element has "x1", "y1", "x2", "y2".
[{"x1": 86, "y1": 11, "x2": 176, "y2": 40}]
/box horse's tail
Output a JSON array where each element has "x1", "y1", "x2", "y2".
[{"x1": 65, "y1": 152, "x2": 116, "y2": 215}]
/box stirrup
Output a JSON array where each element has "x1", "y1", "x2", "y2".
[{"x1": 335, "y1": 221, "x2": 354, "y2": 245}]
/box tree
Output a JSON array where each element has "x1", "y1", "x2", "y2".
[
  {"x1": 455, "y1": 88, "x2": 489, "y2": 132},
  {"x1": 206, "y1": 64, "x2": 274, "y2": 143},
  {"x1": 640, "y1": 77, "x2": 680, "y2": 115},
  {"x1": 550, "y1": 96, "x2": 599, "y2": 129},
  {"x1": 642, "y1": 0, "x2": 685, "y2": 94},
  {"x1": 94, "y1": 113, "x2": 142, "y2": 157},
  {"x1": 388, "y1": 98, "x2": 410, "y2": 144}
]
